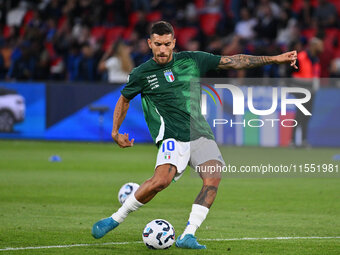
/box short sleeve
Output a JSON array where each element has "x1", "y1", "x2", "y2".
[
  {"x1": 120, "y1": 68, "x2": 143, "y2": 100},
  {"x1": 105, "y1": 57, "x2": 118, "y2": 69},
  {"x1": 188, "y1": 51, "x2": 221, "y2": 75}
]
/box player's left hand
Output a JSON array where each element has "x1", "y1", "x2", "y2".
[{"x1": 275, "y1": 51, "x2": 298, "y2": 69}]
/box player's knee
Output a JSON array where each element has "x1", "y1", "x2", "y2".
[{"x1": 203, "y1": 177, "x2": 221, "y2": 187}]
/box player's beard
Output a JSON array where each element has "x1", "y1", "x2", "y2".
[{"x1": 155, "y1": 54, "x2": 171, "y2": 65}]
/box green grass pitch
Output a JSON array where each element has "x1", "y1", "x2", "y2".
[{"x1": 0, "y1": 140, "x2": 339, "y2": 254}]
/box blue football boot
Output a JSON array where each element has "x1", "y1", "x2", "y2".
[
  {"x1": 92, "y1": 217, "x2": 119, "y2": 239},
  {"x1": 175, "y1": 234, "x2": 206, "y2": 249}
]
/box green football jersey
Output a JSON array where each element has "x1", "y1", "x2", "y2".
[{"x1": 121, "y1": 51, "x2": 221, "y2": 145}]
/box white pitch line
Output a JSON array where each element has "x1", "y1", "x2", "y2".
[
  {"x1": 0, "y1": 237, "x2": 339, "y2": 252},
  {"x1": 0, "y1": 241, "x2": 143, "y2": 252}
]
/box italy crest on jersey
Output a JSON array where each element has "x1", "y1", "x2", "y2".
[{"x1": 164, "y1": 70, "x2": 175, "y2": 83}]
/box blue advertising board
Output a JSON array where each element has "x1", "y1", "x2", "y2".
[
  {"x1": 0, "y1": 83, "x2": 339, "y2": 147},
  {"x1": 0, "y1": 82, "x2": 152, "y2": 143}
]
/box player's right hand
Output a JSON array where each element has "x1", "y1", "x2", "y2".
[{"x1": 113, "y1": 133, "x2": 134, "y2": 148}]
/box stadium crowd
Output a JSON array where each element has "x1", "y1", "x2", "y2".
[{"x1": 0, "y1": 0, "x2": 339, "y2": 82}]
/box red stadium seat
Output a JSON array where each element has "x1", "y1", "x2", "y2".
[
  {"x1": 323, "y1": 28, "x2": 339, "y2": 49},
  {"x1": 91, "y1": 26, "x2": 107, "y2": 40},
  {"x1": 146, "y1": 11, "x2": 162, "y2": 22},
  {"x1": 334, "y1": 47, "x2": 340, "y2": 58},
  {"x1": 3, "y1": 25, "x2": 11, "y2": 38},
  {"x1": 123, "y1": 27, "x2": 134, "y2": 40},
  {"x1": 19, "y1": 26, "x2": 25, "y2": 36},
  {"x1": 195, "y1": 0, "x2": 205, "y2": 9},
  {"x1": 173, "y1": 26, "x2": 179, "y2": 38},
  {"x1": 129, "y1": 12, "x2": 140, "y2": 27},
  {"x1": 223, "y1": 0, "x2": 233, "y2": 17},
  {"x1": 57, "y1": 16, "x2": 67, "y2": 30},
  {"x1": 22, "y1": 10, "x2": 34, "y2": 25},
  {"x1": 176, "y1": 27, "x2": 198, "y2": 49},
  {"x1": 291, "y1": 0, "x2": 302, "y2": 12},
  {"x1": 328, "y1": 0, "x2": 340, "y2": 15},
  {"x1": 293, "y1": 0, "x2": 339, "y2": 14},
  {"x1": 291, "y1": 0, "x2": 318, "y2": 12},
  {"x1": 301, "y1": 28, "x2": 316, "y2": 39},
  {"x1": 45, "y1": 42, "x2": 56, "y2": 58},
  {"x1": 103, "y1": 27, "x2": 125, "y2": 50},
  {"x1": 199, "y1": 13, "x2": 221, "y2": 36},
  {"x1": 325, "y1": 28, "x2": 339, "y2": 38}
]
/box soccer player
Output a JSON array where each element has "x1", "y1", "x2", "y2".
[{"x1": 92, "y1": 21, "x2": 298, "y2": 249}]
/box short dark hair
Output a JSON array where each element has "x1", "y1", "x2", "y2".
[{"x1": 150, "y1": 21, "x2": 174, "y2": 37}]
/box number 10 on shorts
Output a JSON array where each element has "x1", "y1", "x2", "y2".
[{"x1": 162, "y1": 140, "x2": 175, "y2": 159}]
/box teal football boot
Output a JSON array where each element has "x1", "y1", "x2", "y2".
[
  {"x1": 92, "y1": 217, "x2": 119, "y2": 239},
  {"x1": 175, "y1": 234, "x2": 206, "y2": 249}
]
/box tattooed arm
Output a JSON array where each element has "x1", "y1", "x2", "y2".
[
  {"x1": 217, "y1": 51, "x2": 298, "y2": 70},
  {"x1": 112, "y1": 95, "x2": 134, "y2": 148}
]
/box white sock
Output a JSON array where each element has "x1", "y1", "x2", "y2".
[
  {"x1": 180, "y1": 204, "x2": 209, "y2": 239},
  {"x1": 111, "y1": 194, "x2": 143, "y2": 223}
]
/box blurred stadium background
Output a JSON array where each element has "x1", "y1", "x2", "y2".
[{"x1": 0, "y1": 0, "x2": 339, "y2": 147}]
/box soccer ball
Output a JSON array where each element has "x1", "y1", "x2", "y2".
[
  {"x1": 117, "y1": 182, "x2": 139, "y2": 204},
  {"x1": 142, "y1": 219, "x2": 175, "y2": 249}
]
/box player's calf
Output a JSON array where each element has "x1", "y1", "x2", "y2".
[
  {"x1": 91, "y1": 164, "x2": 176, "y2": 239},
  {"x1": 134, "y1": 164, "x2": 176, "y2": 203}
]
